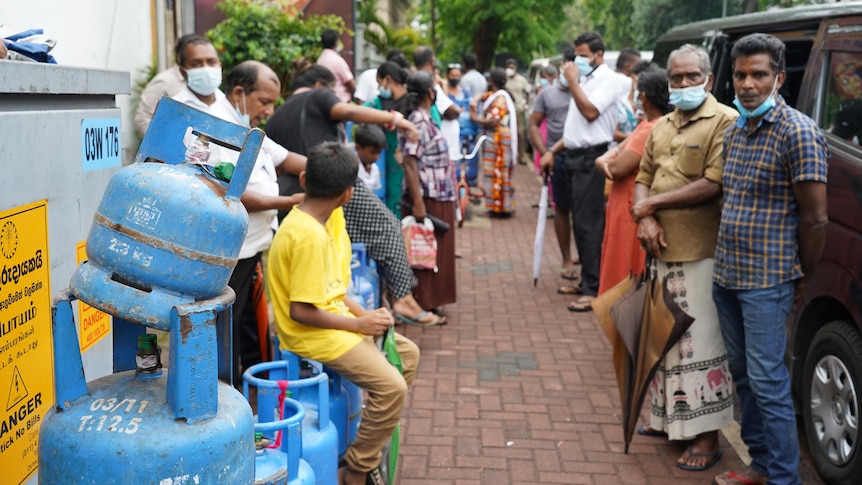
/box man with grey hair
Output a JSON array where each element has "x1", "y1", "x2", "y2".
[
  {"x1": 630, "y1": 43, "x2": 738, "y2": 472},
  {"x1": 528, "y1": 63, "x2": 579, "y2": 281}
]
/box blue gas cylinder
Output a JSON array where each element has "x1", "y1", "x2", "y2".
[
  {"x1": 70, "y1": 98, "x2": 263, "y2": 330},
  {"x1": 39, "y1": 369, "x2": 254, "y2": 484},
  {"x1": 244, "y1": 365, "x2": 316, "y2": 485},
  {"x1": 271, "y1": 349, "x2": 354, "y2": 459},
  {"x1": 324, "y1": 367, "x2": 363, "y2": 453},
  {"x1": 351, "y1": 243, "x2": 380, "y2": 310},
  {"x1": 250, "y1": 361, "x2": 338, "y2": 485}
]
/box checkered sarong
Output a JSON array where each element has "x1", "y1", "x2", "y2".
[{"x1": 343, "y1": 181, "x2": 417, "y2": 300}]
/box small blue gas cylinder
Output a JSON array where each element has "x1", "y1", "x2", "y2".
[
  {"x1": 71, "y1": 97, "x2": 262, "y2": 329},
  {"x1": 253, "y1": 361, "x2": 338, "y2": 485},
  {"x1": 244, "y1": 364, "x2": 316, "y2": 485}
]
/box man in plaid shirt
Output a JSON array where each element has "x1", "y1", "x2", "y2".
[{"x1": 712, "y1": 33, "x2": 829, "y2": 485}]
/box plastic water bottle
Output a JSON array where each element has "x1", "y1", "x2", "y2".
[{"x1": 184, "y1": 133, "x2": 211, "y2": 165}]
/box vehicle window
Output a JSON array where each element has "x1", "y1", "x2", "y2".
[{"x1": 822, "y1": 51, "x2": 862, "y2": 146}]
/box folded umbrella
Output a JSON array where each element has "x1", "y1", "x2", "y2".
[
  {"x1": 593, "y1": 268, "x2": 694, "y2": 453},
  {"x1": 532, "y1": 175, "x2": 550, "y2": 286}
]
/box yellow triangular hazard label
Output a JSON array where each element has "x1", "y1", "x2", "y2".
[{"x1": 5, "y1": 366, "x2": 29, "y2": 411}]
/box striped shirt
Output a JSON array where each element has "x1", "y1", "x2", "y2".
[{"x1": 713, "y1": 98, "x2": 829, "y2": 289}]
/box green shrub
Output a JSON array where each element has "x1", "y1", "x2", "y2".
[{"x1": 207, "y1": 0, "x2": 350, "y2": 98}]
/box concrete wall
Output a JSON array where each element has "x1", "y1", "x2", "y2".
[{"x1": 2, "y1": 0, "x2": 154, "y2": 164}]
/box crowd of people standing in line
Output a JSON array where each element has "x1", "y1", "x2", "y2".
[{"x1": 134, "y1": 27, "x2": 828, "y2": 485}]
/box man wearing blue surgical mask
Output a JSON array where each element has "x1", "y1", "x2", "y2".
[
  {"x1": 174, "y1": 36, "x2": 225, "y2": 109},
  {"x1": 712, "y1": 33, "x2": 828, "y2": 485},
  {"x1": 539, "y1": 32, "x2": 629, "y2": 311},
  {"x1": 630, "y1": 44, "x2": 738, "y2": 474}
]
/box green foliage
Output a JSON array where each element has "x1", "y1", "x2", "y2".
[
  {"x1": 358, "y1": 0, "x2": 426, "y2": 60},
  {"x1": 433, "y1": 0, "x2": 571, "y2": 71},
  {"x1": 206, "y1": 0, "x2": 349, "y2": 97},
  {"x1": 583, "y1": 0, "x2": 637, "y2": 50}
]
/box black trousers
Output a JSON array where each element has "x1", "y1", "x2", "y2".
[
  {"x1": 227, "y1": 253, "x2": 263, "y2": 386},
  {"x1": 562, "y1": 144, "x2": 607, "y2": 297}
]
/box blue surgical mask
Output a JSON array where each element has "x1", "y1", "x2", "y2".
[
  {"x1": 668, "y1": 80, "x2": 708, "y2": 111},
  {"x1": 574, "y1": 56, "x2": 594, "y2": 75},
  {"x1": 379, "y1": 87, "x2": 392, "y2": 99},
  {"x1": 185, "y1": 66, "x2": 222, "y2": 96},
  {"x1": 233, "y1": 90, "x2": 250, "y2": 127},
  {"x1": 539, "y1": 78, "x2": 549, "y2": 88},
  {"x1": 560, "y1": 75, "x2": 569, "y2": 89},
  {"x1": 732, "y1": 76, "x2": 779, "y2": 118}
]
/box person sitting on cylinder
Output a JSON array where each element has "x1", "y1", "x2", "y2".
[{"x1": 267, "y1": 142, "x2": 420, "y2": 485}]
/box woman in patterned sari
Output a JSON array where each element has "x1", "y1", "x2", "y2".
[{"x1": 470, "y1": 68, "x2": 517, "y2": 215}]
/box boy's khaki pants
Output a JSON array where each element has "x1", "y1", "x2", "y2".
[{"x1": 324, "y1": 332, "x2": 419, "y2": 473}]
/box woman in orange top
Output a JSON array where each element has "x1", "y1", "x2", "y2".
[{"x1": 594, "y1": 67, "x2": 672, "y2": 295}]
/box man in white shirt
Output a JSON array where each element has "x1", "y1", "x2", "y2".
[
  {"x1": 172, "y1": 38, "x2": 305, "y2": 385},
  {"x1": 540, "y1": 32, "x2": 630, "y2": 312}
]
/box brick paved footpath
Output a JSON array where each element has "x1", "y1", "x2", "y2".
[{"x1": 393, "y1": 163, "x2": 747, "y2": 485}]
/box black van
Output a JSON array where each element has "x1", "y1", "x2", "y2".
[{"x1": 654, "y1": 4, "x2": 862, "y2": 484}]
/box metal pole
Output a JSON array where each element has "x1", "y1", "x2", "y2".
[{"x1": 722, "y1": 0, "x2": 728, "y2": 17}]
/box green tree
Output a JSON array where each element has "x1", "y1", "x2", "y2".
[
  {"x1": 583, "y1": 0, "x2": 637, "y2": 49},
  {"x1": 206, "y1": 0, "x2": 348, "y2": 97},
  {"x1": 357, "y1": 0, "x2": 426, "y2": 60},
  {"x1": 433, "y1": 0, "x2": 571, "y2": 71}
]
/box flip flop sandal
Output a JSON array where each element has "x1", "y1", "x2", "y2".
[
  {"x1": 560, "y1": 267, "x2": 580, "y2": 280},
  {"x1": 676, "y1": 446, "x2": 723, "y2": 471},
  {"x1": 394, "y1": 311, "x2": 445, "y2": 327},
  {"x1": 557, "y1": 285, "x2": 583, "y2": 295},
  {"x1": 567, "y1": 298, "x2": 594, "y2": 312}
]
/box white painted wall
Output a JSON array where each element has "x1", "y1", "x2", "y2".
[
  {"x1": 2, "y1": 5, "x2": 154, "y2": 483},
  {"x1": 2, "y1": 0, "x2": 155, "y2": 164}
]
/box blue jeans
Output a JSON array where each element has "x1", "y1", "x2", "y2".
[{"x1": 712, "y1": 282, "x2": 800, "y2": 485}]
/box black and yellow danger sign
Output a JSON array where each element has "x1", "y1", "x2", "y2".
[{"x1": 0, "y1": 200, "x2": 54, "y2": 485}]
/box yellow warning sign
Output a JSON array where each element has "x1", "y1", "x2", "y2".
[
  {"x1": 0, "y1": 200, "x2": 54, "y2": 485},
  {"x1": 6, "y1": 367, "x2": 28, "y2": 411},
  {"x1": 76, "y1": 241, "x2": 110, "y2": 352}
]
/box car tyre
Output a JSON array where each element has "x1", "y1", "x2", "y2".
[{"x1": 802, "y1": 320, "x2": 862, "y2": 485}]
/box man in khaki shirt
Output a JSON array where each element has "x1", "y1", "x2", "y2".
[{"x1": 630, "y1": 45, "x2": 738, "y2": 473}]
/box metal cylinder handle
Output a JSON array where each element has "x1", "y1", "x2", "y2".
[
  {"x1": 244, "y1": 360, "x2": 331, "y2": 429},
  {"x1": 225, "y1": 127, "x2": 265, "y2": 199}
]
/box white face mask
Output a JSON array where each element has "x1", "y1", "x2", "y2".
[
  {"x1": 186, "y1": 66, "x2": 222, "y2": 96},
  {"x1": 505, "y1": 68, "x2": 515, "y2": 78}
]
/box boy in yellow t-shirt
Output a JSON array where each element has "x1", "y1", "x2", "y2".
[{"x1": 267, "y1": 142, "x2": 419, "y2": 485}]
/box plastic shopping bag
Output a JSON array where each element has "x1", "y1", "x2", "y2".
[{"x1": 401, "y1": 215, "x2": 438, "y2": 272}]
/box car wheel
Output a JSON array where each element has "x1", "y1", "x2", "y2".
[{"x1": 802, "y1": 320, "x2": 862, "y2": 484}]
